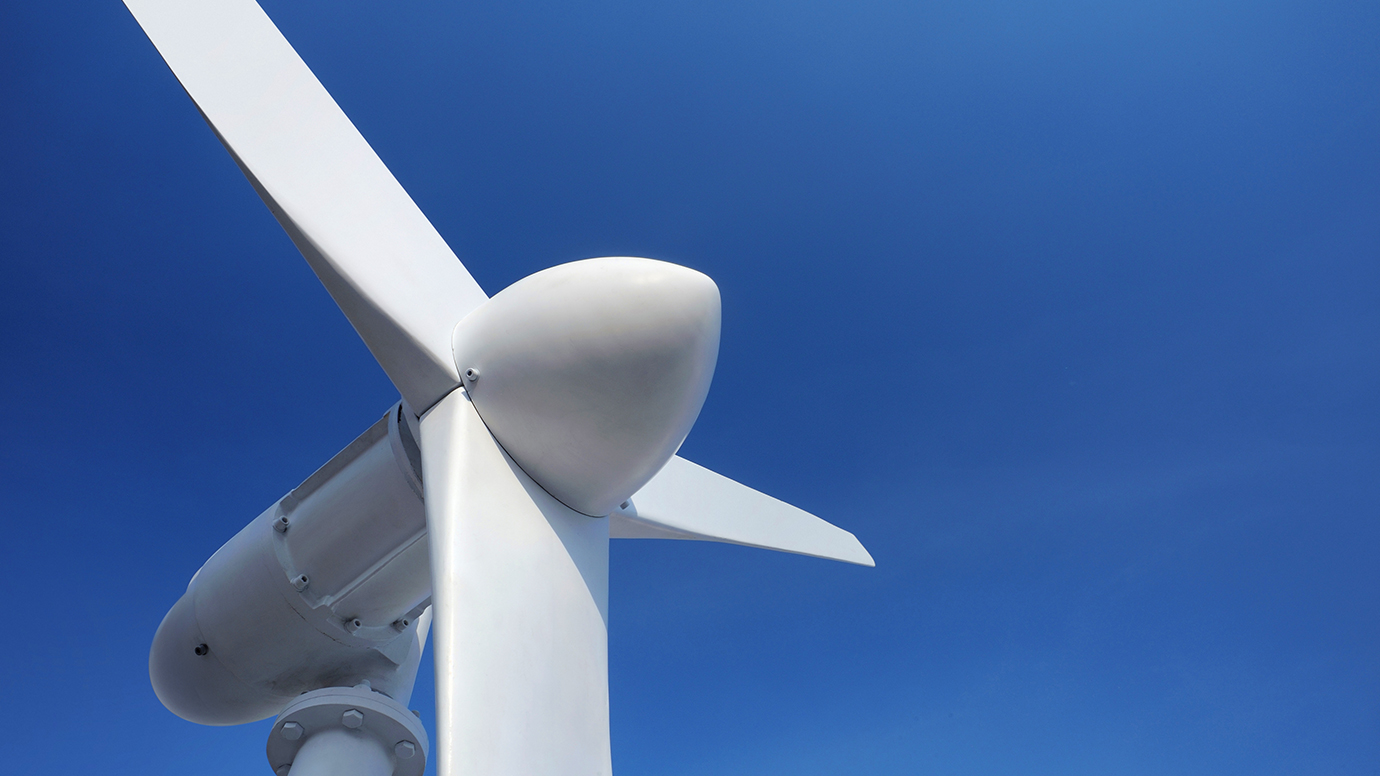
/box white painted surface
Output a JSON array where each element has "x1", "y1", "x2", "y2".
[
  {"x1": 453, "y1": 257, "x2": 720, "y2": 517},
  {"x1": 149, "y1": 407, "x2": 432, "y2": 725},
  {"x1": 122, "y1": 0, "x2": 489, "y2": 412},
  {"x1": 278, "y1": 407, "x2": 430, "y2": 627},
  {"x1": 421, "y1": 389, "x2": 612, "y2": 776},
  {"x1": 268, "y1": 685, "x2": 430, "y2": 776},
  {"x1": 284, "y1": 729, "x2": 392, "y2": 776},
  {"x1": 613, "y1": 456, "x2": 875, "y2": 566}
]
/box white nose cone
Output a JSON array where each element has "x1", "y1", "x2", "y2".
[{"x1": 451, "y1": 257, "x2": 721, "y2": 516}]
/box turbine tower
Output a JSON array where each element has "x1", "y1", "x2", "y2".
[{"x1": 125, "y1": 1, "x2": 874, "y2": 774}]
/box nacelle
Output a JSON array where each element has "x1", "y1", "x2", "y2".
[{"x1": 150, "y1": 405, "x2": 432, "y2": 725}]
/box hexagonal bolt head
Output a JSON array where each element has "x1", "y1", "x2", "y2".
[
  {"x1": 341, "y1": 709, "x2": 365, "y2": 729},
  {"x1": 280, "y1": 721, "x2": 303, "y2": 741},
  {"x1": 394, "y1": 741, "x2": 417, "y2": 759}
]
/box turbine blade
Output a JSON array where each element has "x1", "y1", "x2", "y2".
[
  {"x1": 611, "y1": 456, "x2": 875, "y2": 567},
  {"x1": 419, "y1": 389, "x2": 612, "y2": 776},
  {"x1": 124, "y1": 0, "x2": 488, "y2": 412}
]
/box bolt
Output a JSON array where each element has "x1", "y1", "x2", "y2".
[
  {"x1": 411, "y1": 709, "x2": 422, "y2": 718},
  {"x1": 394, "y1": 741, "x2": 416, "y2": 759},
  {"x1": 292, "y1": 574, "x2": 310, "y2": 592},
  {"x1": 280, "y1": 721, "x2": 303, "y2": 741},
  {"x1": 274, "y1": 766, "x2": 292, "y2": 776},
  {"x1": 392, "y1": 617, "x2": 411, "y2": 632},
  {"x1": 273, "y1": 514, "x2": 290, "y2": 533},
  {"x1": 193, "y1": 643, "x2": 209, "y2": 657},
  {"x1": 342, "y1": 709, "x2": 365, "y2": 729},
  {"x1": 620, "y1": 501, "x2": 630, "y2": 510},
  {"x1": 464, "y1": 367, "x2": 480, "y2": 381},
  {"x1": 344, "y1": 617, "x2": 363, "y2": 633}
]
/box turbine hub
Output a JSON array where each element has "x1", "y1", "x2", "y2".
[{"x1": 451, "y1": 257, "x2": 721, "y2": 516}]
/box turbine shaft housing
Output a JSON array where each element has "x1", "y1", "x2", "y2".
[{"x1": 149, "y1": 406, "x2": 432, "y2": 725}]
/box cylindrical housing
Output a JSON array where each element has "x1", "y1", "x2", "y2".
[
  {"x1": 150, "y1": 405, "x2": 433, "y2": 725},
  {"x1": 287, "y1": 729, "x2": 392, "y2": 776}
]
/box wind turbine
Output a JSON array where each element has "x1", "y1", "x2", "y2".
[{"x1": 126, "y1": 1, "x2": 874, "y2": 774}]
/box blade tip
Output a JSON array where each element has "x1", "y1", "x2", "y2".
[{"x1": 850, "y1": 546, "x2": 877, "y2": 568}]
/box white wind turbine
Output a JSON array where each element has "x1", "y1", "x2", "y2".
[{"x1": 126, "y1": 1, "x2": 874, "y2": 775}]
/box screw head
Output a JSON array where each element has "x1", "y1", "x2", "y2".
[
  {"x1": 280, "y1": 721, "x2": 303, "y2": 741},
  {"x1": 342, "y1": 709, "x2": 365, "y2": 729},
  {"x1": 394, "y1": 741, "x2": 417, "y2": 759}
]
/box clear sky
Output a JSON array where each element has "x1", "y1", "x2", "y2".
[{"x1": 2, "y1": 0, "x2": 1377, "y2": 774}]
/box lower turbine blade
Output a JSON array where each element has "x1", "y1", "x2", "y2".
[{"x1": 420, "y1": 389, "x2": 611, "y2": 776}]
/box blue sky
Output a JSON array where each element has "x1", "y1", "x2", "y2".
[{"x1": 2, "y1": 0, "x2": 1377, "y2": 773}]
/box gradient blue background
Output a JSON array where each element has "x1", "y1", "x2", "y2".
[{"x1": 2, "y1": 0, "x2": 1377, "y2": 773}]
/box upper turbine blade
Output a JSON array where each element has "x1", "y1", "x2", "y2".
[
  {"x1": 611, "y1": 456, "x2": 876, "y2": 567},
  {"x1": 420, "y1": 389, "x2": 612, "y2": 776},
  {"x1": 124, "y1": 0, "x2": 488, "y2": 412}
]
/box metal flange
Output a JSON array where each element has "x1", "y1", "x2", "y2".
[{"x1": 266, "y1": 685, "x2": 428, "y2": 776}]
